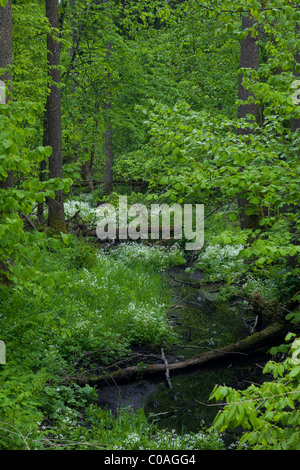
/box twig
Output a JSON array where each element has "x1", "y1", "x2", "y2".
[
  {"x1": 18, "y1": 211, "x2": 38, "y2": 231},
  {"x1": 0, "y1": 420, "x2": 31, "y2": 450},
  {"x1": 250, "y1": 315, "x2": 259, "y2": 333},
  {"x1": 168, "y1": 273, "x2": 201, "y2": 289}
]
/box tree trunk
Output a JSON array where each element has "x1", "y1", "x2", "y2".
[
  {"x1": 237, "y1": 16, "x2": 259, "y2": 126},
  {"x1": 69, "y1": 0, "x2": 88, "y2": 185},
  {"x1": 71, "y1": 322, "x2": 285, "y2": 386},
  {"x1": 103, "y1": 0, "x2": 114, "y2": 195},
  {"x1": 46, "y1": 0, "x2": 67, "y2": 233},
  {"x1": 0, "y1": 0, "x2": 12, "y2": 94},
  {"x1": 0, "y1": 0, "x2": 13, "y2": 189},
  {"x1": 291, "y1": 23, "x2": 300, "y2": 133},
  {"x1": 237, "y1": 15, "x2": 260, "y2": 230},
  {"x1": 104, "y1": 112, "x2": 114, "y2": 195},
  {"x1": 37, "y1": 111, "x2": 49, "y2": 225}
]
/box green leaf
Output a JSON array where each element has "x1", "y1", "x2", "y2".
[
  {"x1": 43, "y1": 146, "x2": 53, "y2": 157},
  {"x1": 160, "y1": 176, "x2": 169, "y2": 185},
  {"x1": 61, "y1": 233, "x2": 71, "y2": 246},
  {"x1": 228, "y1": 213, "x2": 238, "y2": 222},
  {"x1": 288, "y1": 366, "x2": 300, "y2": 378}
]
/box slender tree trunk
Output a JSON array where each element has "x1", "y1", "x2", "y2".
[
  {"x1": 237, "y1": 16, "x2": 259, "y2": 127},
  {"x1": 104, "y1": 102, "x2": 114, "y2": 195},
  {"x1": 37, "y1": 111, "x2": 49, "y2": 225},
  {"x1": 46, "y1": 0, "x2": 67, "y2": 233},
  {"x1": 0, "y1": 0, "x2": 12, "y2": 94},
  {"x1": 237, "y1": 15, "x2": 260, "y2": 230},
  {"x1": 0, "y1": 0, "x2": 13, "y2": 189},
  {"x1": 0, "y1": 0, "x2": 13, "y2": 283},
  {"x1": 69, "y1": 0, "x2": 84, "y2": 182},
  {"x1": 103, "y1": 0, "x2": 114, "y2": 195},
  {"x1": 291, "y1": 23, "x2": 300, "y2": 133}
]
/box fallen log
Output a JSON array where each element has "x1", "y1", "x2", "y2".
[
  {"x1": 72, "y1": 322, "x2": 286, "y2": 386},
  {"x1": 84, "y1": 225, "x2": 184, "y2": 239}
]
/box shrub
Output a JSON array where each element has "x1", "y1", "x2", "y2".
[{"x1": 195, "y1": 243, "x2": 245, "y2": 282}]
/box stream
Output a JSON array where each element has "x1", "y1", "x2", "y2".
[{"x1": 97, "y1": 265, "x2": 269, "y2": 435}]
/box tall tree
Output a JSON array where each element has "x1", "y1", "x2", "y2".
[
  {"x1": 237, "y1": 14, "x2": 260, "y2": 230},
  {"x1": 45, "y1": 0, "x2": 67, "y2": 232},
  {"x1": 0, "y1": 0, "x2": 12, "y2": 95},
  {"x1": 237, "y1": 15, "x2": 259, "y2": 128},
  {"x1": 291, "y1": 22, "x2": 300, "y2": 133},
  {"x1": 103, "y1": 0, "x2": 114, "y2": 195},
  {"x1": 0, "y1": 0, "x2": 12, "y2": 281},
  {"x1": 103, "y1": 47, "x2": 114, "y2": 196}
]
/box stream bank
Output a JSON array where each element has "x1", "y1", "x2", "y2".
[{"x1": 96, "y1": 265, "x2": 282, "y2": 434}]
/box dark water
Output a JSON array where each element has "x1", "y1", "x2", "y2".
[
  {"x1": 166, "y1": 267, "x2": 253, "y2": 358},
  {"x1": 98, "y1": 266, "x2": 269, "y2": 434},
  {"x1": 142, "y1": 266, "x2": 267, "y2": 433}
]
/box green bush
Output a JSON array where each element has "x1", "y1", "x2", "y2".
[{"x1": 209, "y1": 333, "x2": 300, "y2": 450}]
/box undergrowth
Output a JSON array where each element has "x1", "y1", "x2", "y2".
[{"x1": 0, "y1": 235, "x2": 223, "y2": 450}]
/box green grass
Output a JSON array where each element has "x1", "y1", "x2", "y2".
[{"x1": 2, "y1": 236, "x2": 219, "y2": 450}]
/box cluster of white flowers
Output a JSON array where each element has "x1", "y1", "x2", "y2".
[
  {"x1": 109, "y1": 242, "x2": 185, "y2": 270},
  {"x1": 57, "y1": 407, "x2": 79, "y2": 427},
  {"x1": 122, "y1": 432, "x2": 141, "y2": 446},
  {"x1": 64, "y1": 200, "x2": 98, "y2": 223},
  {"x1": 119, "y1": 300, "x2": 169, "y2": 342},
  {"x1": 118, "y1": 429, "x2": 224, "y2": 450},
  {"x1": 78, "y1": 268, "x2": 99, "y2": 287},
  {"x1": 196, "y1": 243, "x2": 244, "y2": 281},
  {"x1": 242, "y1": 275, "x2": 277, "y2": 299},
  {"x1": 199, "y1": 243, "x2": 244, "y2": 262}
]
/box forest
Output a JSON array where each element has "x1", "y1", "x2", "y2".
[{"x1": 0, "y1": 0, "x2": 299, "y2": 452}]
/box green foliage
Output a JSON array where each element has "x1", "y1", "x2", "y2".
[
  {"x1": 2, "y1": 0, "x2": 300, "y2": 452},
  {"x1": 0, "y1": 101, "x2": 72, "y2": 291},
  {"x1": 108, "y1": 242, "x2": 186, "y2": 270},
  {"x1": 195, "y1": 242, "x2": 245, "y2": 283},
  {"x1": 0, "y1": 238, "x2": 183, "y2": 449},
  {"x1": 209, "y1": 333, "x2": 300, "y2": 450},
  {"x1": 115, "y1": 88, "x2": 300, "y2": 291},
  {"x1": 116, "y1": 424, "x2": 225, "y2": 450}
]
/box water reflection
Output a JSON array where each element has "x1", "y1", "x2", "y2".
[
  {"x1": 144, "y1": 359, "x2": 266, "y2": 434},
  {"x1": 143, "y1": 266, "x2": 267, "y2": 433}
]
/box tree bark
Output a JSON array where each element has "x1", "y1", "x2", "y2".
[
  {"x1": 72, "y1": 322, "x2": 285, "y2": 386},
  {"x1": 46, "y1": 0, "x2": 67, "y2": 233},
  {"x1": 0, "y1": 0, "x2": 12, "y2": 94},
  {"x1": 291, "y1": 23, "x2": 300, "y2": 133},
  {"x1": 237, "y1": 16, "x2": 259, "y2": 127},
  {"x1": 103, "y1": 0, "x2": 114, "y2": 195},
  {"x1": 104, "y1": 109, "x2": 114, "y2": 195},
  {"x1": 237, "y1": 15, "x2": 260, "y2": 230}
]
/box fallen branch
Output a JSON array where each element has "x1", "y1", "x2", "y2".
[
  {"x1": 71, "y1": 322, "x2": 286, "y2": 386},
  {"x1": 168, "y1": 273, "x2": 202, "y2": 289},
  {"x1": 18, "y1": 212, "x2": 38, "y2": 231}
]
